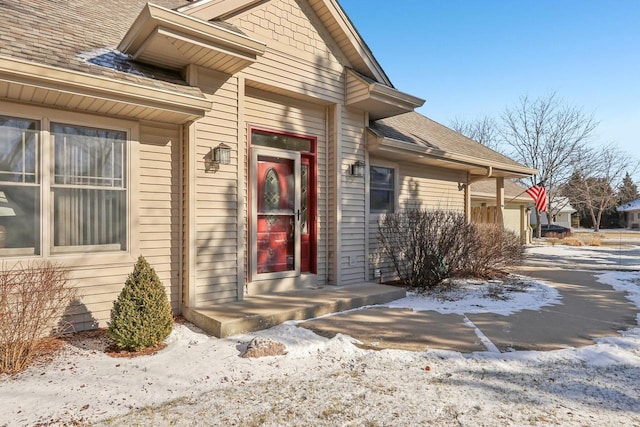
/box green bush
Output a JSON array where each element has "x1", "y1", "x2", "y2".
[{"x1": 107, "y1": 256, "x2": 173, "y2": 351}]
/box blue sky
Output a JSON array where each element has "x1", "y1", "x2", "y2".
[{"x1": 339, "y1": 0, "x2": 640, "y2": 176}]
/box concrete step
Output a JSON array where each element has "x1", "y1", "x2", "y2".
[{"x1": 182, "y1": 283, "x2": 406, "y2": 338}]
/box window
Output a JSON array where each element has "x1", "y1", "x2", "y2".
[
  {"x1": 51, "y1": 123, "x2": 126, "y2": 252},
  {"x1": 370, "y1": 165, "x2": 395, "y2": 213},
  {"x1": 0, "y1": 115, "x2": 128, "y2": 257},
  {"x1": 0, "y1": 116, "x2": 40, "y2": 255}
]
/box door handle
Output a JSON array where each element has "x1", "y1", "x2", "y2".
[{"x1": 296, "y1": 209, "x2": 300, "y2": 221}]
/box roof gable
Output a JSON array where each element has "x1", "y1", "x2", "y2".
[{"x1": 179, "y1": 0, "x2": 393, "y2": 85}]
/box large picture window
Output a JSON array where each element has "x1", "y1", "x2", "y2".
[
  {"x1": 370, "y1": 165, "x2": 395, "y2": 213},
  {"x1": 0, "y1": 115, "x2": 128, "y2": 257}
]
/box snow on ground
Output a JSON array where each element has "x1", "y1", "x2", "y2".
[
  {"x1": 1, "y1": 261, "x2": 639, "y2": 425},
  {"x1": 526, "y1": 244, "x2": 640, "y2": 268}
]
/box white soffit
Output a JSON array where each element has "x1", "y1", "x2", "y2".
[
  {"x1": 346, "y1": 69, "x2": 424, "y2": 120},
  {"x1": 118, "y1": 4, "x2": 266, "y2": 73},
  {"x1": 0, "y1": 56, "x2": 212, "y2": 124}
]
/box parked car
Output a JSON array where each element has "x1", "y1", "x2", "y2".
[{"x1": 539, "y1": 224, "x2": 572, "y2": 237}]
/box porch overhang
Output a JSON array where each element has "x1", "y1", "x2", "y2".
[
  {"x1": 366, "y1": 128, "x2": 537, "y2": 179},
  {"x1": 472, "y1": 191, "x2": 531, "y2": 204},
  {"x1": 118, "y1": 3, "x2": 266, "y2": 74},
  {"x1": 0, "y1": 56, "x2": 212, "y2": 124},
  {"x1": 346, "y1": 69, "x2": 425, "y2": 120}
]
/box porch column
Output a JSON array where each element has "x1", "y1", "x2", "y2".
[
  {"x1": 183, "y1": 65, "x2": 198, "y2": 309},
  {"x1": 332, "y1": 104, "x2": 343, "y2": 286},
  {"x1": 465, "y1": 173, "x2": 471, "y2": 223},
  {"x1": 496, "y1": 177, "x2": 505, "y2": 227},
  {"x1": 184, "y1": 120, "x2": 197, "y2": 308},
  {"x1": 237, "y1": 77, "x2": 246, "y2": 300},
  {"x1": 520, "y1": 204, "x2": 527, "y2": 244}
]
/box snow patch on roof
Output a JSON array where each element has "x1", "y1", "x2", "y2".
[
  {"x1": 77, "y1": 47, "x2": 192, "y2": 86},
  {"x1": 618, "y1": 198, "x2": 640, "y2": 212}
]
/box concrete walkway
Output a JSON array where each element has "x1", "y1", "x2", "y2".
[
  {"x1": 300, "y1": 267, "x2": 639, "y2": 353},
  {"x1": 183, "y1": 283, "x2": 405, "y2": 338}
]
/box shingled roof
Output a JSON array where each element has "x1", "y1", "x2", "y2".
[
  {"x1": 370, "y1": 112, "x2": 529, "y2": 171},
  {"x1": 0, "y1": 0, "x2": 203, "y2": 97}
]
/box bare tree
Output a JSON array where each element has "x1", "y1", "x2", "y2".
[
  {"x1": 500, "y1": 93, "x2": 598, "y2": 234},
  {"x1": 450, "y1": 115, "x2": 501, "y2": 152},
  {"x1": 565, "y1": 144, "x2": 637, "y2": 231}
]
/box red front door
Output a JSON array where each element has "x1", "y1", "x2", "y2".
[
  {"x1": 256, "y1": 156, "x2": 296, "y2": 274},
  {"x1": 250, "y1": 131, "x2": 317, "y2": 282}
]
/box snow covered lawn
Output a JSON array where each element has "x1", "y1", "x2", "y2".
[{"x1": 1, "y1": 249, "x2": 639, "y2": 426}]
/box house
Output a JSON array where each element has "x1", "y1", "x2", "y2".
[
  {"x1": 0, "y1": 0, "x2": 536, "y2": 335},
  {"x1": 470, "y1": 179, "x2": 532, "y2": 243},
  {"x1": 617, "y1": 198, "x2": 640, "y2": 229},
  {"x1": 529, "y1": 197, "x2": 576, "y2": 229}
]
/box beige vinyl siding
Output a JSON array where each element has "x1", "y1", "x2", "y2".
[
  {"x1": 233, "y1": 0, "x2": 340, "y2": 61},
  {"x1": 138, "y1": 122, "x2": 181, "y2": 311},
  {"x1": 231, "y1": 0, "x2": 345, "y2": 104},
  {"x1": 244, "y1": 88, "x2": 329, "y2": 285},
  {"x1": 397, "y1": 164, "x2": 466, "y2": 211},
  {"x1": 503, "y1": 204, "x2": 523, "y2": 235},
  {"x1": 340, "y1": 107, "x2": 367, "y2": 284},
  {"x1": 345, "y1": 72, "x2": 369, "y2": 105},
  {"x1": 368, "y1": 161, "x2": 467, "y2": 281},
  {"x1": 192, "y1": 69, "x2": 240, "y2": 305}
]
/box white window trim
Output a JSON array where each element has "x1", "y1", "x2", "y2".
[
  {"x1": 0, "y1": 101, "x2": 140, "y2": 268},
  {"x1": 368, "y1": 158, "x2": 399, "y2": 217}
]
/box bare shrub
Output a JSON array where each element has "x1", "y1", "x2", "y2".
[
  {"x1": 0, "y1": 261, "x2": 76, "y2": 375},
  {"x1": 377, "y1": 209, "x2": 476, "y2": 291},
  {"x1": 464, "y1": 224, "x2": 525, "y2": 277},
  {"x1": 378, "y1": 211, "x2": 525, "y2": 291}
]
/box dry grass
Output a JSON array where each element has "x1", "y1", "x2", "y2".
[
  {"x1": 560, "y1": 238, "x2": 584, "y2": 246},
  {"x1": 544, "y1": 234, "x2": 603, "y2": 247}
]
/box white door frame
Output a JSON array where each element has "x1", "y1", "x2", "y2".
[{"x1": 250, "y1": 146, "x2": 301, "y2": 281}]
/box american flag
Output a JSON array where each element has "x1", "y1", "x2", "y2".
[{"x1": 526, "y1": 183, "x2": 547, "y2": 212}]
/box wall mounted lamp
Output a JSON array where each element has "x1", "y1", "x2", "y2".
[
  {"x1": 205, "y1": 143, "x2": 231, "y2": 172},
  {"x1": 350, "y1": 160, "x2": 365, "y2": 177},
  {"x1": 213, "y1": 143, "x2": 231, "y2": 165}
]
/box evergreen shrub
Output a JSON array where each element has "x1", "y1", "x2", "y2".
[{"x1": 107, "y1": 256, "x2": 173, "y2": 351}]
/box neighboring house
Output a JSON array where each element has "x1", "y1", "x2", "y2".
[
  {"x1": 617, "y1": 199, "x2": 640, "y2": 229},
  {"x1": 0, "y1": 0, "x2": 535, "y2": 334},
  {"x1": 470, "y1": 179, "x2": 532, "y2": 243},
  {"x1": 529, "y1": 197, "x2": 576, "y2": 229}
]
